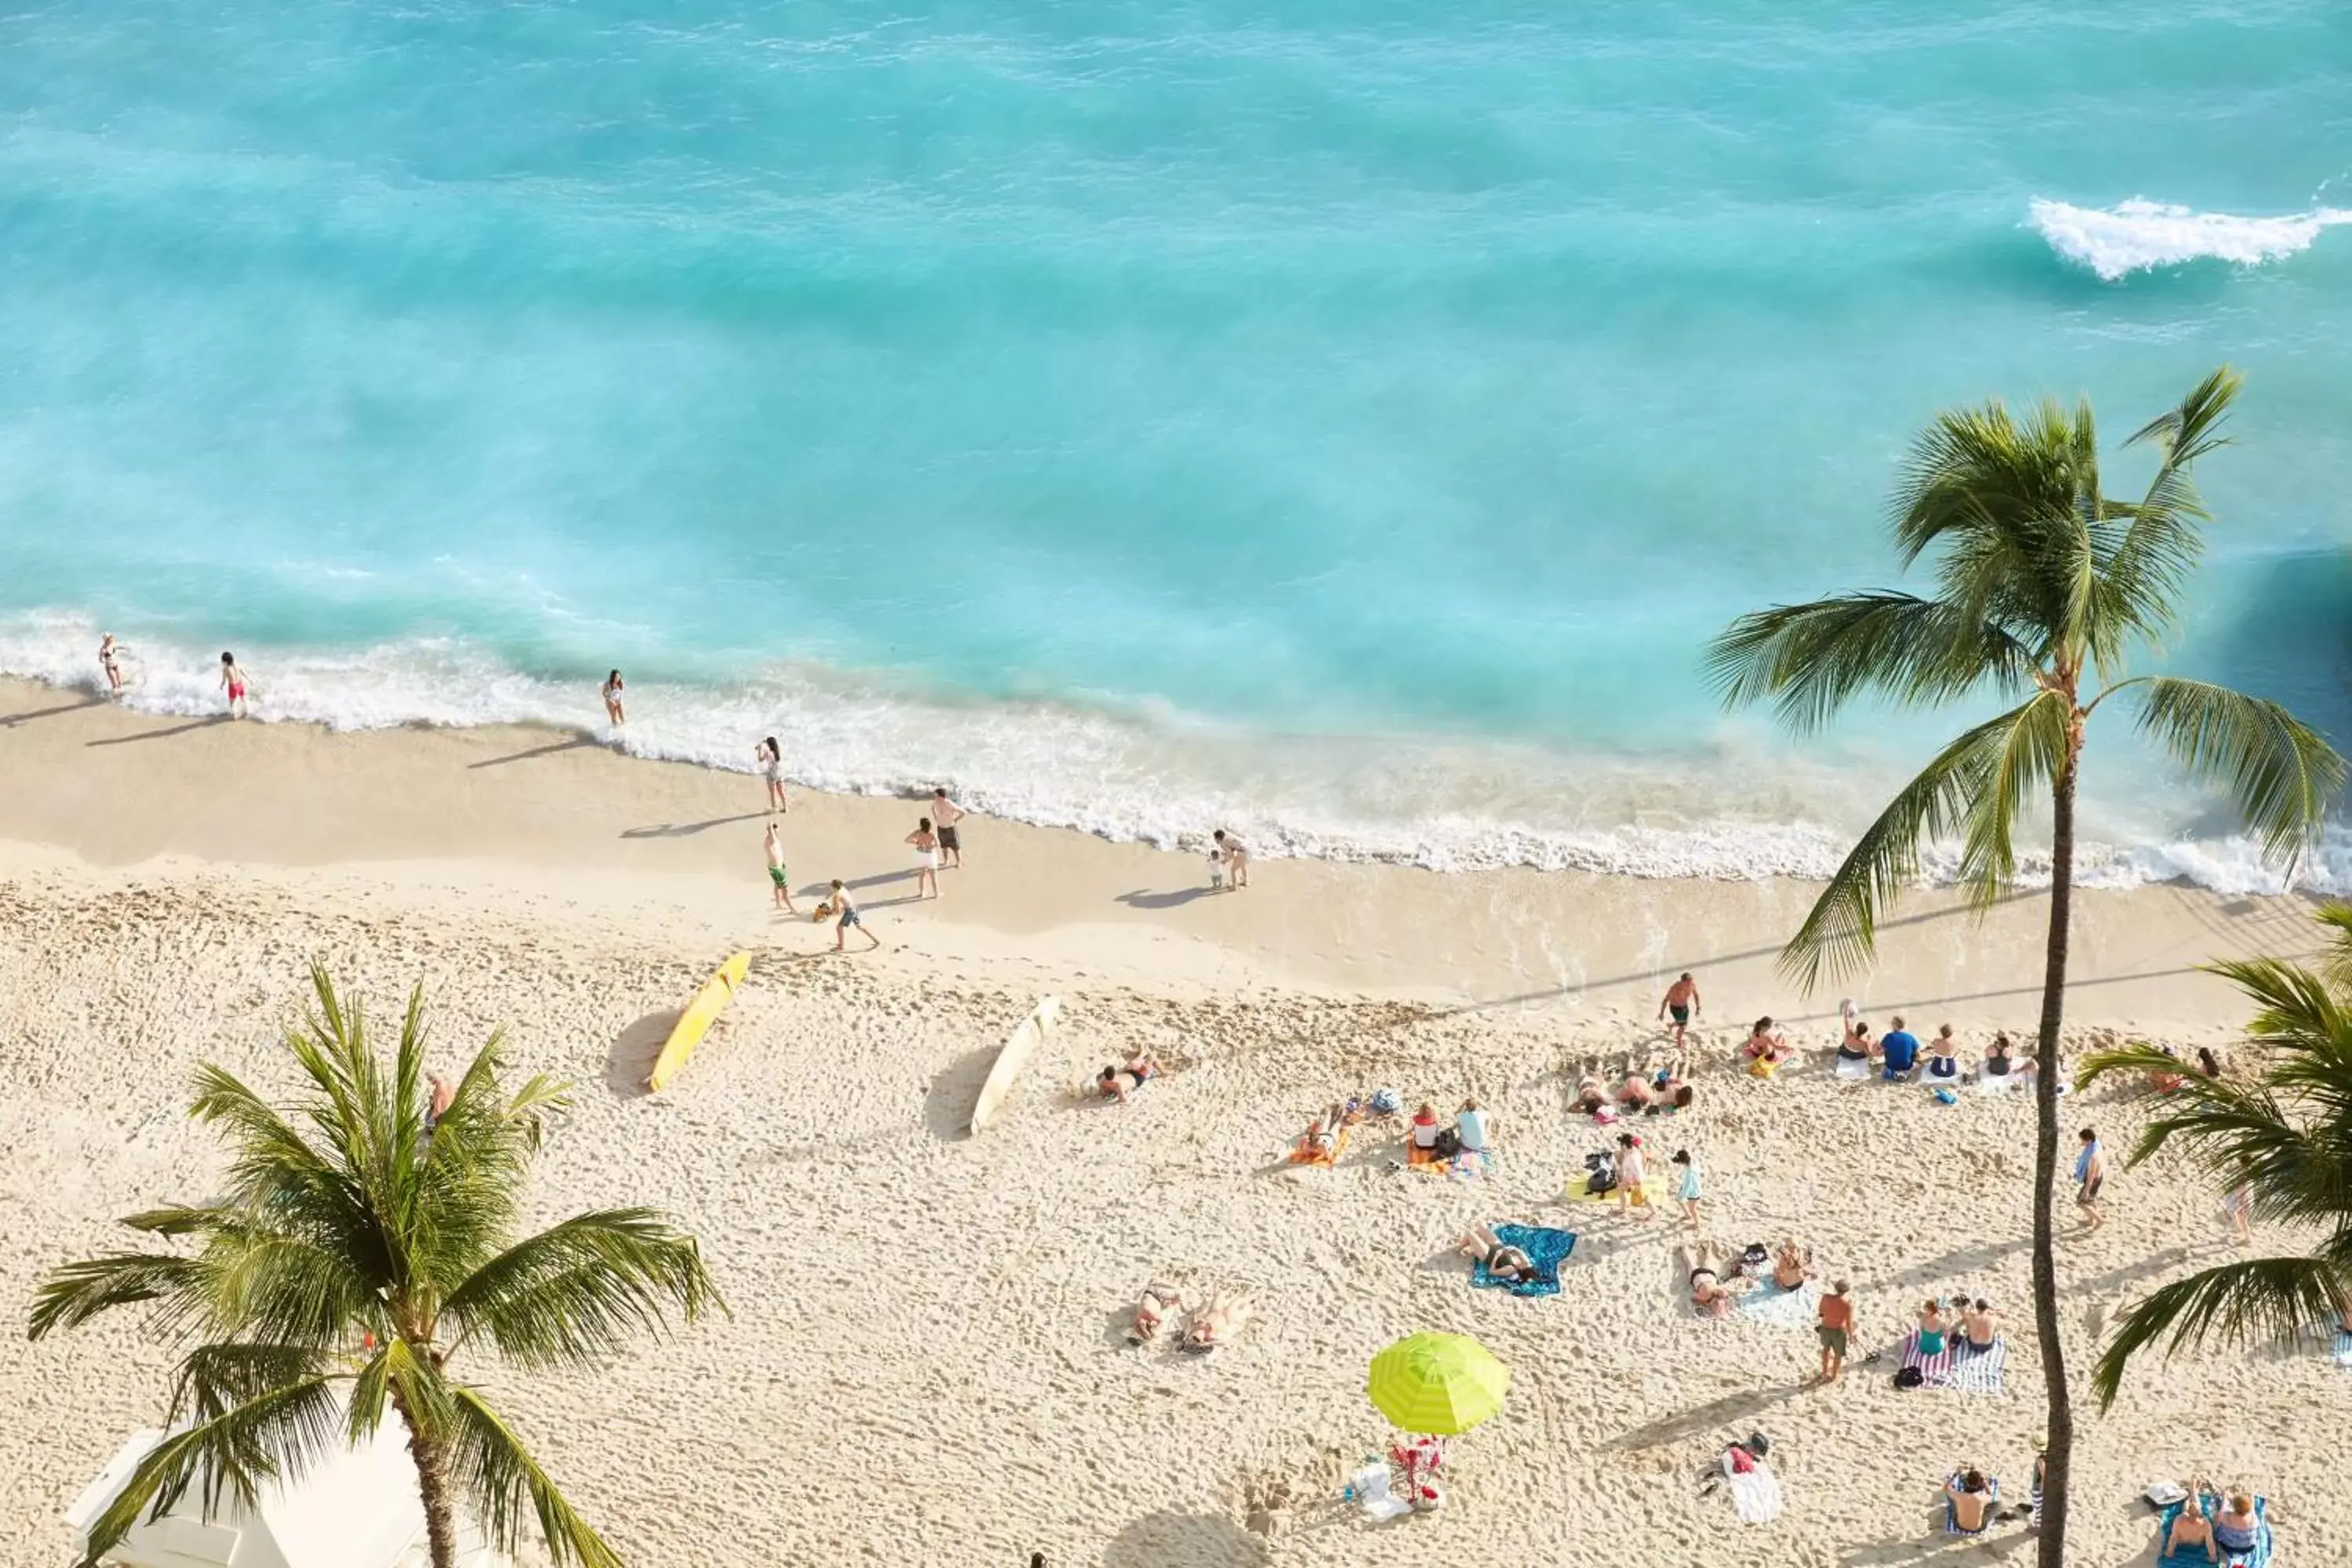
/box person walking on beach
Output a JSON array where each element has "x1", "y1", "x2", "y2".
[
  {"x1": 601, "y1": 670, "x2": 626, "y2": 727},
  {"x1": 931, "y1": 786, "x2": 965, "y2": 868},
  {"x1": 1816, "y1": 1279, "x2": 1853, "y2": 1384},
  {"x1": 99, "y1": 634, "x2": 125, "y2": 697},
  {"x1": 219, "y1": 652, "x2": 250, "y2": 718},
  {"x1": 829, "y1": 879, "x2": 882, "y2": 952},
  {"x1": 756, "y1": 736, "x2": 787, "y2": 813},
  {"x1": 424, "y1": 1072, "x2": 455, "y2": 1134},
  {"x1": 1659, "y1": 973, "x2": 1700, "y2": 1047},
  {"x1": 763, "y1": 820, "x2": 798, "y2": 915},
  {"x1": 906, "y1": 818, "x2": 941, "y2": 901},
  {"x1": 2075, "y1": 1127, "x2": 2107, "y2": 1229},
  {"x1": 1670, "y1": 1149, "x2": 1702, "y2": 1228},
  {"x1": 1213, "y1": 829, "x2": 1250, "y2": 890}
]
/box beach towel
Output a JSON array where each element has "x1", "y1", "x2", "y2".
[
  {"x1": 1976, "y1": 1069, "x2": 2020, "y2": 1096},
  {"x1": 1833, "y1": 1055, "x2": 1872, "y2": 1081},
  {"x1": 1346, "y1": 1462, "x2": 1412, "y2": 1524},
  {"x1": 1288, "y1": 1127, "x2": 1351, "y2": 1167},
  {"x1": 1735, "y1": 1277, "x2": 1820, "y2": 1328},
  {"x1": 1950, "y1": 1335, "x2": 2008, "y2": 1395},
  {"x1": 1900, "y1": 1329, "x2": 1957, "y2": 1388},
  {"x1": 1721, "y1": 1450, "x2": 1783, "y2": 1525},
  {"x1": 1470, "y1": 1224, "x2": 1575, "y2": 1298},
  {"x1": 1568, "y1": 1174, "x2": 1666, "y2": 1205},
  {"x1": 1944, "y1": 1476, "x2": 1999, "y2": 1536}
]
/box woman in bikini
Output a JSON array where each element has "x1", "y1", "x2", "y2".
[
  {"x1": 1457, "y1": 1225, "x2": 1533, "y2": 1283},
  {"x1": 1742, "y1": 1017, "x2": 1790, "y2": 1076},
  {"x1": 1771, "y1": 1241, "x2": 1813, "y2": 1292},
  {"x1": 1835, "y1": 1019, "x2": 1874, "y2": 1073},
  {"x1": 906, "y1": 818, "x2": 941, "y2": 901},
  {"x1": 755, "y1": 736, "x2": 787, "y2": 812},
  {"x1": 601, "y1": 670, "x2": 626, "y2": 726},
  {"x1": 99, "y1": 634, "x2": 125, "y2": 696}
]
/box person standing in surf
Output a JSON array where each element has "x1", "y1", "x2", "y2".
[
  {"x1": 99, "y1": 634, "x2": 125, "y2": 697},
  {"x1": 219, "y1": 652, "x2": 250, "y2": 719},
  {"x1": 756, "y1": 736, "x2": 787, "y2": 813},
  {"x1": 601, "y1": 670, "x2": 626, "y2": 728},
  {"x1": 931, "y1": 786, "x2": 966, "y2": 868},
  {"x1": 1213, "y1": 829, "x2": 1250, "y2": 890}
]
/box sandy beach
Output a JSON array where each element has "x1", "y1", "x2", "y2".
[{"x1": 4, "y1": 673, "x2": 2349, "y2": 1566}]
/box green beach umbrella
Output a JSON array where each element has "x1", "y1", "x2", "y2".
[{"x1": 1367, "y1": 1331, "x2": 1509, "y2": 1436}]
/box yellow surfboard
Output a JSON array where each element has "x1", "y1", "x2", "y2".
[{"x1": 647, "y1": 951, "x2": 752, "y2": 1093}]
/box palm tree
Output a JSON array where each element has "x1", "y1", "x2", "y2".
[
  {"x1": 29, "y1": 964, "x2": 722, "y2": 1568},
  {"x1": 2078, "y1": 907, "x2": 2352, "y2": 1405},
  {"x1": 1705, "y1": 366, "x2": 2341, "y2": 1567}
]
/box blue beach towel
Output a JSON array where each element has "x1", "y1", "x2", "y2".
[
  {"x1": 2162, "y1": 1497, "x2": 2273, "y2": 1568},
  {"x1": 1944, "y1": 1475, "x2": 1998, "y2": 1536},
  {"x1": 1471, "y1": 1224, "x2": 1575, "y2": 1298},
  {"x1": 1735, "y1": 1276, "x2": 1820, "y2": 1328}
]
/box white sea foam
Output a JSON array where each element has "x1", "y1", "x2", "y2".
[
  {"x1": 2031, "y1": 197, "x2": 2352, "y2": 281},
  {"x1": 7, "y1": 613, "x2": 2346, "y2": 895}
]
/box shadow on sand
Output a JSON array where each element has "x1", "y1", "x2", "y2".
[{"x1": 605, "y1": 1010, "x2": 680, "y2": 1098}]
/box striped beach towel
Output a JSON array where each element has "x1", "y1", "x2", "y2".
[
  {"x1": 1944, "y1": 1475, "x2": 1999, "y2": 1535},
  {"x1": 1900, "y1": 1329, "x2": 1956, "y2": 1388},
  {"x1": 1735, "y1": 1277, "x2": 1820, "y2": 1328},
  {"x1": 1951, "y1": 1335, "x2": 2008, "y2": 1395}
]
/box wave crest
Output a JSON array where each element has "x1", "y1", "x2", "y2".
[{"x1": 2030, "y1": 197, "x2": 2352, "y2": 281}]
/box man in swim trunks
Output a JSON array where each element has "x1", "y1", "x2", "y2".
[
  {"x1": 829, "y1": 880, "x2": 883, "y2": 953},
  {"x1": 1658, "y1": 973, "x2": 1700, "y2": 1047},
  {"x1": 931, "y1": 787, "x2": 965, "y2": 869}
]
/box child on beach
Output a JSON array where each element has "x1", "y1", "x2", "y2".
[
  {"x1": 219, "y1": 652, "x2": 250, "y2": 718},
  {"x1": 1817, "y1": 1279, "x2": 1853, "y2": 1383},
  {"x1": 763, "y1": 822, "x2": 797, "y2": 914},
  {"x1": 830, "y1": 880, "x2": 882, "y2": 952},
  {"x1": 1615, "y1": 1133, "x2": 1651, "y2": 1220},
  {"x1": 1671, "y1": 1149, "x2": 1702, "y2": 1227}
]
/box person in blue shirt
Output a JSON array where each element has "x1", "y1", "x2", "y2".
[{"x1": 1879, "y1": 1015, "x2": 1921, "y2": 1080}]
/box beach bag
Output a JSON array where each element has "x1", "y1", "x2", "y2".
[
  {"x1": 1583, "y1": 1151, "x2": 1618, "y2": 1195},
  {"x1": 1893, "y1": 1366, "x2": 1924, "y2": 1391},
  {"x1": 1370, "y1": 1088, "x2": 1400, "y2": 1116}
]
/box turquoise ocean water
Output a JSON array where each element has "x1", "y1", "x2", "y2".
[{"x1": 5, "y1": 1, "x2": 2351, "y2": 885}]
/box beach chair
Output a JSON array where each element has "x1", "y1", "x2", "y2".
[{"x1": 1944, "y1": 1476, "x2": 1998, "y2": 1536}]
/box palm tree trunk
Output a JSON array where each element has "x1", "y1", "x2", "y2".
[
  {"x1": 2031, "y1": 750, "x2": 2079, "y2": 1568},
  {"x1": 391, "y1": 1384, "x2": 461, "y2": 1568}
]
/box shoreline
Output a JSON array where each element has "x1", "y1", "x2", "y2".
[{"x1": 0, "y1": 673, "x2": 2325, "y2": 1028}]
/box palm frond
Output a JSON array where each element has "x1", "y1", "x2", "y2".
[
  {"x1": 74, "y1": 1377, "x2": 342, "y2": 1566},
  {"x1": 171, "y1": 1344, "x2": 334, "y2": 1422},
  {"x1": 29, "y1": 1253, "x2": 211, "y2": 1341},
  {"x1": 1955, "y1": 688, "x2": 2073, "y2": 906},
  {"x1": 445, "y1": 1388, "x2": 625, "y2": 1568},
  {"x1": 1778, "y1": 704, "x2": 2027, "y2": 989},
  {"x1": 2092, "y1": 1255, "x2": 2349, "y2": 1408},
  {"x1": 2134, "y1": 677, "x2": 2345, "y2": 866},
  {"x1": 441, "y1": 1210, "x2": 722, "y2": 1372},
  {"x1": 1705, "y1": 591, "x2": 2035, "y2": 733},
  {"x1": 2091, "y1": 367, "x2": 2239, "y2": 657}
]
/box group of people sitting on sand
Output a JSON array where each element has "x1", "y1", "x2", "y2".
[
  {"x1": 1828, "y1": 1008, "x2": 2041, "y2": 1088},
  {"x1": 1128, "y1": 1278, "x2": 1255, "y2": 1353},
  {"x1": 1572, "y1": 1055, "x2": 1693, "y2": 1120},
  {"x1": 1684, "y1": 1237, "x2": 1813, "y2": 1318},
  {"x1": 2161, "y1": 1476, "x2": 2269, "y2": 1563},
  {"x1": 1279, "y1": 1090, "x2": 1493, "y2": 1171}
]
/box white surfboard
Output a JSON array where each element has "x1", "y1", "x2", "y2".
[{"x1": 970, "y1": 994, "x2": 1060, "y2": 1134}]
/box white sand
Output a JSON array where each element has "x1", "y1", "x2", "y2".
[{"x1": 2, "y1": 677, "x2": 2347, "y2": 1565}]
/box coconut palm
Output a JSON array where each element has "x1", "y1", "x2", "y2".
[
  {"x1": 29, "y1": 964, "x2": 722, "y2": 1568},
  {"x1": 2078, "y1": 911, "x2": 2352, "y2": 1405},
  {"x1": 1705, "y1": 365, "x2": 2341, "y2": 1566}
]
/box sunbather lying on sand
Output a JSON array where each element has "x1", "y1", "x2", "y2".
[
  {"x1": 1181, "y1": 1289, "x2": 1255, "y2": 1353},
  {"x1": 1617, "y1": 1061, "x2": 1694, "y2": 1113},
  {"x1": 1295, "y1": 1105, "x2": 1344, "y2": 1158},
  {"x1": 1130, "y1": 1279, "x2": 1183, "y2": 1343},
  {"x1": 1456, "y1": 1224, "x2": 1534, "y2": 1283},
  {"x1": 1573, "y1": 1076, "x2": 1610, "y2": 1116},
  {"x1": 1097, "y1": 1052, "x2": 1163, "y2": 1102},
  {"x1": 1685, "y1": 1240, "x2": 1740, "y2": 1318}
]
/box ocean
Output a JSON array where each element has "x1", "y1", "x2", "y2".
[{"x1": 4, "y1": 0, "x2": 2350, "y2": 889}]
